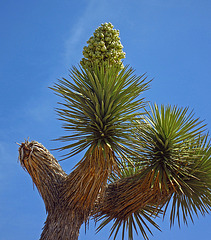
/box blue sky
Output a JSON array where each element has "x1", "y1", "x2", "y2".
[{"x1": 0, "y1": 0, "x2": 211, "y2": 239}]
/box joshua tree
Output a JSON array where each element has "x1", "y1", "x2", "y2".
[{"x1": 19, "y1": 23, "x2": 211, "y2": 240}]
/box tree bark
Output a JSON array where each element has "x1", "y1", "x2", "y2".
[
  {"x1": 19, "y1": 141, "x2": 85, "y2": 240},
  {"x1": 40, "y1": 208, "x2": 84, "y2": 240},
  {"x1": 95, "y1": 173, "x2": 172, "y2": 220}
]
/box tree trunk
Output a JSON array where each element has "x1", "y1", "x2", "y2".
[{"x1": 40, "y1": 208, "x2": 84, "y2": 240}]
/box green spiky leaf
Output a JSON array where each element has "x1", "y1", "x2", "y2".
[
  {"x1": 134, "y1": 103, "x2": 211, "y2": 226},
  {"x1": 51, "y1": 63, "x2": 150, "y2": 161}
]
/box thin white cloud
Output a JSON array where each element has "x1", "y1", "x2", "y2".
[
  {"x1": 64, "y1": 22, "x2": 85, "y2": 65},
  {"x1": 63, "y1": 0, "x2": 113, "y2": 67},
  {"x1": 63, "y1": 0, "x2": 96, "y2": 66}
]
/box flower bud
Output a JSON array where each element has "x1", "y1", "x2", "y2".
[{"x1": 82, "y1": 22, "x2": 125, "y2": 69}]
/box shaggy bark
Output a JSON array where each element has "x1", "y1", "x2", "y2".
[
  {"x1": 40, "y1": 208, "x2": 84, "y2": 240},
  {"x1": 95, "y1": 174, "x2": 172, "y2": 220},
  {"x1": 19, "y1": 141, "x2": 86, "y2": 240}
]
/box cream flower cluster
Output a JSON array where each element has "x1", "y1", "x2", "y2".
[{"x1": 81, "y1": 22, "x2": 126, "y2": 69}]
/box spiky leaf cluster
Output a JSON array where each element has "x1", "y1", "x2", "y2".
[
  {"x1": 135, "y1": 104, "x2": 211, "y2": 226},
  {"x1": 81, "y1": 23, "x2": 125, "y2": 69},
  {"x1": 51, "y1": 63, "x2": 149, "y2": 161},
  {"x1": 96, "y1": 206, "x2": 161, "y2": 240}
]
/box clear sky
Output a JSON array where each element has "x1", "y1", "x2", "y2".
[{"x1": 0, "y1": 0, "x2": 211, "y2": 239}]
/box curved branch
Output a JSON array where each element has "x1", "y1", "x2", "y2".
[
  {"x1": 94, "y1": 172, "x2": 173, "y2": 220},
  {"x1": 19, "y1": 140, "x2": 67, "y2": 213}
]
